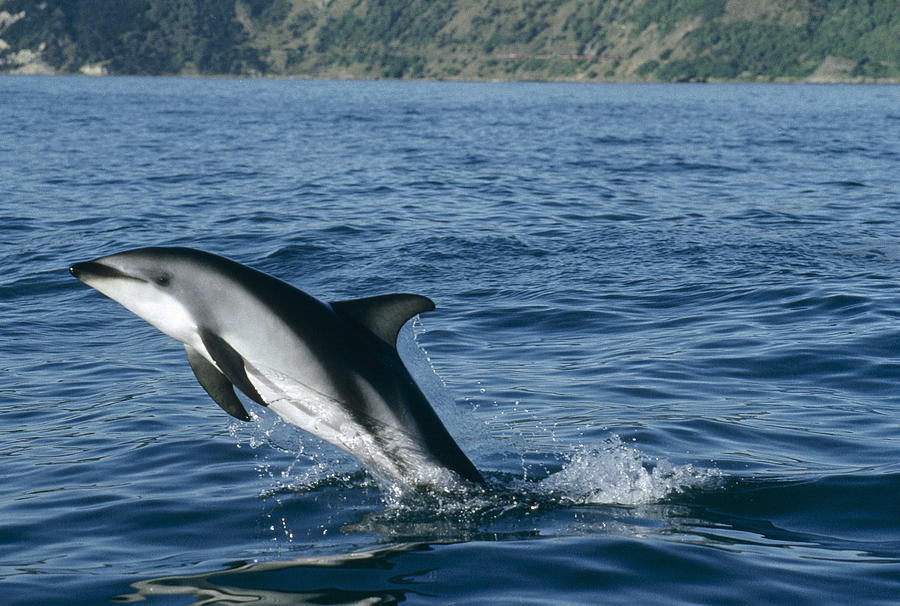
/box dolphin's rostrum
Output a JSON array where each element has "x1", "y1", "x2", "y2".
[{"x1": 70, "y1": 247, "x2": 483, "y2": 486}]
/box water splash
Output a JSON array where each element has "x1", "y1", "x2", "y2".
[
  {"x1": 334, "y1": 438, "x2": 721, "y2": 542},
  {"x1": 231, "y1": 408, "x2": 723, "y2": 546},
  {"x1": 538, "y1": 436, "x2": 721, "y2": 506},
  {"x1": 230, "y1": 389, "x2": 720, "y2": 516}
]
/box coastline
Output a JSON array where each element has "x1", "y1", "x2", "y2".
[{"x1": 2, "y1": 68, "x2": 897, "y2": 85}]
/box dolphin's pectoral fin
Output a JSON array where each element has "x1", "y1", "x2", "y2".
[
  {"x1": 198, "y1": 329, "x2": 267, "y2": 407},
  {"x1": 185, "y1": 345, "x2": 251, "y2": 421},
  {"x1": 331, "y1": 293, "x2": 435, "y2": 348}
]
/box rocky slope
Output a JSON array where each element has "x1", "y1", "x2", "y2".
[{"x1": 1, "y1": 0, "x2": 897, "y2": 81}]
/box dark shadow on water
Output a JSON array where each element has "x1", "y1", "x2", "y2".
[{"x1": 114, "y1": 543, "x2": 430, "y2": 605}]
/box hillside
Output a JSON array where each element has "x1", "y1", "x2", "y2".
[{"x1": 1, "y1": 0, "x2": 898, "y2": 81}]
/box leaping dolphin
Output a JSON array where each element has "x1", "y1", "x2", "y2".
[{"x1": 69, "y1": 247, "x2": 483, "y2": 486}]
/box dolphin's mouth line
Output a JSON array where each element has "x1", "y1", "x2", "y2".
[{"x1": 69, "y1": 261, "x2": 147, "y2": 283}]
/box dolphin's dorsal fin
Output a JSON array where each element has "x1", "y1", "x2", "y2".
[{"x1": 331, "y1": 293, "x2": 435, "y2": 348}]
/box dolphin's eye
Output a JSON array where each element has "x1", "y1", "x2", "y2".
[{"x1": 154, "y1": 273, "x2": 172, "y2": 287}]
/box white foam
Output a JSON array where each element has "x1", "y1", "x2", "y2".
[{"x1": 540, "y1": 435, "x2": 721, "y2": 505}]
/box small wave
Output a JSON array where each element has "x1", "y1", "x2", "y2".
[{"x1": 822, "y1": 180, "x2": 867, "y2": 188}]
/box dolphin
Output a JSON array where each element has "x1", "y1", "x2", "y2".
[{"x1": 69, "y1": 247, "x2": 483, "y2": 486}]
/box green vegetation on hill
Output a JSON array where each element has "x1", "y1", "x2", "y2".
[
  {"x1": 0, "y1": 0, "x2": 260, "y2": 74},
  {"x1": 1, "y1": 0, "x2": 897, "y2": 81}
]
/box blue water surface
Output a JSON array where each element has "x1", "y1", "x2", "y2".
[{"x1": 1, "y1": 76, "x2": 899, "y2": 605}]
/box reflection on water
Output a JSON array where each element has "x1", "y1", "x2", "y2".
[{"x1": 115, "y1": 543, "x2": 426, "y2": 605}]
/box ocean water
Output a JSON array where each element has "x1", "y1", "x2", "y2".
[{"x1": 2, "y1": 76, "x2": 899, "y2": 605}]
